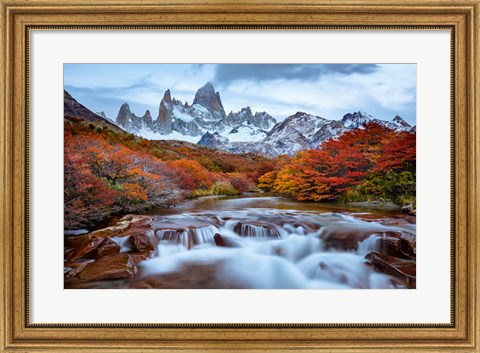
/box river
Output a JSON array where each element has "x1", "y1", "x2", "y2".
[{"x1": 64, "y1": 194, "x2": 416, "y2": 289}]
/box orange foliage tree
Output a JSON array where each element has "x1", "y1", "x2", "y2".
[
  {"x1": 64, "y1": 129, "x2": 185, "y2": 228},
  {"x1": 167, "y1": 159, "x2": 213, "y2": 191},
  {"x1": 64, "y1": 132, "x2": 116, "y2": 228}
]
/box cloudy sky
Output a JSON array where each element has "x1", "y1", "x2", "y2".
[{"x1": 64, "y1": 64, "x2": 416, "y2": 124}]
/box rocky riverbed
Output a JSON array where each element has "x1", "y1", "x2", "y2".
[{"x1": 64, "y1": 196, "x2": 416, "y2": 289}]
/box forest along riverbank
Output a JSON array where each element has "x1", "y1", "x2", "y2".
[{"x1": 64, "y1": 195, "x2": 416, "y2": 289}]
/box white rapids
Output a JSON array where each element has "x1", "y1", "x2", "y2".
[{"x1": 123, "y1": 196, "x2": 416, "y2": 289}]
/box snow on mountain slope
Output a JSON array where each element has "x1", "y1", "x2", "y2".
[{"x1": 94, "y1": 82, "x2": 415, "y2": 156}]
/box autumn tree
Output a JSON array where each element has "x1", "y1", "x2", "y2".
[
  {"x1": 259, "y1": 122, "x2": 416, "y2": 203},
  {"x1": 64, "y1": 132, "x2": 116, "y2": 229},
  {"x1": 167, "y1": 159, "x2": 213, "y2": 191}
]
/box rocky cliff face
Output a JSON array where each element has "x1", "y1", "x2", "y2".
[
  {"x1": 116, "y1": 103, "x2": 153, "y2": 133},
  {"x1": 116, "y1": 103, "x2": 135, "y2": 129},
  {"x1": 192, "y1": 82, "x2": 226, "y2": 120},
  {"x1": 157, "y1": 89, "x2": 173, "y2": 132}
]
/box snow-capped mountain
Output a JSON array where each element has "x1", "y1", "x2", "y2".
[
  {"x1": 115, "y1": 82, "x2": 277, "y2": 143},
  {"x1": 105, "y1": 82, "x2": 415, "y2": 157},
  {"x1": 260, "y1": 112, "x2": 335, "y2": 155},
  {"x1": 116, "y1": 103, "x2": 155, "y2": 133},
  {"x1": 342, "y1": 111, "x2": 374, "y2": 129},
  {"x1": 198, "y1": 110, "x2": 414, "y2": 156}
]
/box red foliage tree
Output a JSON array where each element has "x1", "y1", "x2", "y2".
[
  {"x1": 376, "y1": 130, "x2": 416, "y2": 173},
  {"x1": 64, "y1": 132, "x2": 116, "y2": 229},
  {"x1": 167, "y1": 159, "x2": 213, "y2": 191},
  {"x1": 265, "y1": 122, "x2": 413, "y2": 201},
  {"x1": 226, "y1": 173, "x2": 252, "y2": 193}
]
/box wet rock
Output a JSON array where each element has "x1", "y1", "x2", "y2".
[
  {"x1": 404, "y1": 215, "x2": 416, "y2": 224},
  {"x1": 346, "y1": 213, "x2": 411, "y2": 227},
  {"x1": 129, "y1": 262, "x2": 235, "y2": 289},
  {"x1": 64, "y1": 248, "x2": 75, "y2": 260},
  {"x1": 214, "y1": 233, "x2": 243, "y2": 248},
  {"x1": 78, "y1": 253, "x2": 137, "y2": 281},
  {"x1": 365, "y1": 252, "x2": 416, "y2": 288},
  {"x1": 65, "y1": 233, "x2": 94, "y2": 249},
  {"x1": 322, "y1": 226, "x2": 380, "y2": 250},
  {"x1": 64, "y1": 260, "x2": 92, "y2": 279},
  {"x1": 96, "y1": 237, "x2": 121, "y2": 259},
  {"x1": 114, "y1": 221, "x2": 153, "y2": 238},
  {"x1": 119, "y1": 214, "x2": 152, "y2": 223},
  {"x1": 66, "y1": 236, "x2": 121, "y2": 261},
  {"x1": 205, "y1": 216, "x2": 223, "y2": 227},
  {"x1": 322, "y1": 227, "x2": 416, "y2": 259},
  {"x1": 67, "y1": 237, "x2": 105, "y2": 261},
  {"x1": 87, "y1": 223, "x2": 131, "y2": 239},
  {"x1": 129, "y1": 233, "x2": 155, "y2": 252},
  {"x1": 366, "y1": 232, "x2": 416, "y2": 259},
  {"x1": 397, "y1": 231, "x2": 416, "y2": 255},
  {"x1": 233, "y1": 221, "x2": 287, "y2": 238},
  {"x1": 69, "y1": 216, "x2": 154, "y2": 245},
  {"x1": 129, "y1": 251, "x2": 153, "y2": 264},
  {"x1": 64, "y1": 217, "x2": 151, "y2": 248}
]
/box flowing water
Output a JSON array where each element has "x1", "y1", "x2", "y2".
[{"x1": 68, "y1": 195, "x2": 416, "y2": 289}]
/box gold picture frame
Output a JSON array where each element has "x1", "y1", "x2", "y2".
[{"x1": 1, "y1": 0, "x2": 479, "y2": 351}]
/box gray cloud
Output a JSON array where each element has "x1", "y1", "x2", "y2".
[
  {"x1": 64, "y1": 63, "x2": 415, "y2": 125},
  {"x1": 213, "y1": 64, "x2": 379, "y2": 85}
]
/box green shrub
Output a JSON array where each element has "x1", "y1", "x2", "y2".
[
  {"x1": 349, "y1": 171, "x2": 415, "y2": 205},
  {"x1": 192, "y1": 181, "x2": 239, "y2": 197},
  {"x1": 210, "y1": 181, "x2": 239, "y2": 195}
]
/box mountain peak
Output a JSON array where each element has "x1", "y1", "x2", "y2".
[
  {"x1": 162, "y1": 89, "x2": 172, "y2": 105},
  {"x1": 293, "y1": 111, "x2": 309, "y2": 118},
  {"x1": 120, "y1": 102, "x2": 131, "y2": 112},
  {"x1": 194, "y1": 82, "x2": 216, "y2": 101},
  {"x1": 341, "y1": 111, "x2": 373, "y2": 128},
  {"x1": 200, "y1": 82, "x2": 215, "y2": 93},
  {"x1": 116, "y1": 103, "x2": 136, "y2": 128},
  {"x1": 193, "y1": 82, "x2": 226, "y2": 119},
  {"x1": 141, "y1": 109, "x2": 153, "y2": 126},
  {"x1": 342, "y1": 111, "x2": 371, "y2": 120},
  {"x1": 392, "y1": 115, "x2": 410, "y2": 127},
  {"x1": 242, "y1": 106, "x2": 253, "y2": 114},
  {"x1": 197, "y1": 131, "x2": 229, "y2": 147}
]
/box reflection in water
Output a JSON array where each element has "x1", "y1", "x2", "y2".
[{"x1": 67, "y1": 195, "x2": 416, "y2": 289}]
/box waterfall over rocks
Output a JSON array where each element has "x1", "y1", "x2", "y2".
[{"x1": 65, "y1": 196, "x2": 416, "y2": 290}]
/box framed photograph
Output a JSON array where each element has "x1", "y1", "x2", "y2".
[{"x1": 1, "y1": 0, "x2": 479, "y2": 352}]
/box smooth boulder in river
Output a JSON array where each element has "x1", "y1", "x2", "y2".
[{"x1": 78, "y1": 253, "x2": 138, "y2": 281}]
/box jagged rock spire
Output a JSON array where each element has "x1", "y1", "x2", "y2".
[
  {"x1": 116, "y1": 103, "x2": 135, "y2": 128},
  {"x1": 192, "y1": 82, "x2": 226, "y2": 119},
  {"x1": 157, "y1": 90, "x2": 173, "y2": 132}
]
